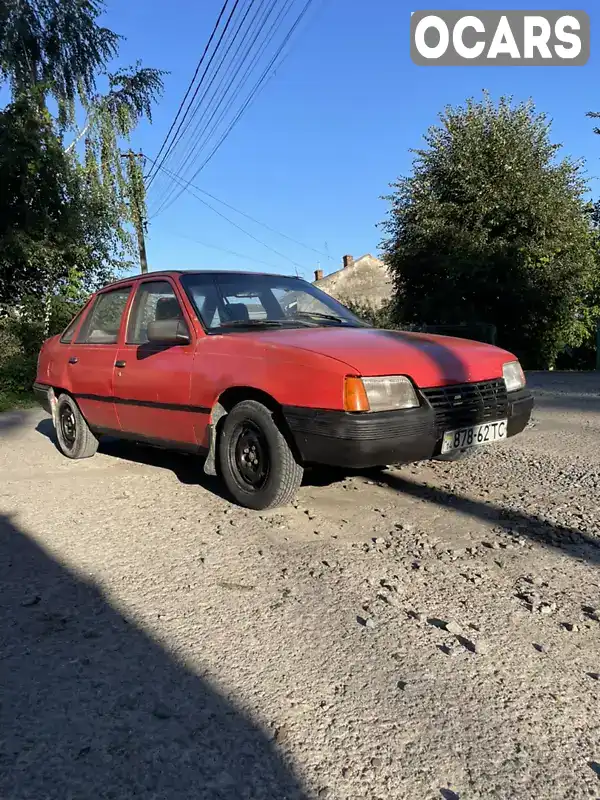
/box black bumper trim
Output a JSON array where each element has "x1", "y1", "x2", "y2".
[
  {"x1": 284, "y1": 405, "x2": 437, "y2": 468},
  {"x1": 507, "y1": 388, "x2": 534, "y2": 437},
  {"x1": 283, "y1": 388, "x2": 534, "y2": 469},
  {"x1": 33, "y1": 382, "x2": 52, "y2": 414}
]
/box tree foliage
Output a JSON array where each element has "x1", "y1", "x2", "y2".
[
  {"x1": 0, "y1": 96, "x2": 122, "y2": 309},
  {"x1": 0, "y1": 0, "x2": 119, "y2": 126},
  {"x1": 0, "y1": 0, "x2": 164, "y2": 311},
  {"x1": 381, "y1": 93, "x2": 600, "y2": 368},
  {"x1": 0, "y1": 0, "x2": 164, "y2": 406}
]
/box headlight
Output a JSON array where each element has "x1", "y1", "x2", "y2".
[
  {"x1": 503, "y1": 361, "x2": 526, "y2": 392},
  {"x1": 344, "y1": 375, "x2": 419, "y2": 412}
]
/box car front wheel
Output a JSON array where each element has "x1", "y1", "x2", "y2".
[
  {"x1": 55, "y1": 393, "x2": 99, "y2": 459},
  {"x1": 218, "y1": 400, "x2": 303, "y2": 510}
]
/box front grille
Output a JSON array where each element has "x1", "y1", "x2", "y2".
[{"x1": 422, "y1": 379, "x2": 508, "y2": 437}]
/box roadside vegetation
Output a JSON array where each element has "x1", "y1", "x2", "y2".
[{"x1": 379, "y1": 93, "x2": 600, "y2": 370}]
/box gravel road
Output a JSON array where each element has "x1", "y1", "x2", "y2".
[{"x1": 1, "y1": 372, "x2": 600, "y2": 800}]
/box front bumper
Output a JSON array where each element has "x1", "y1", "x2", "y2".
[{"x1": 284, "y1": 387, "x2": 534, "y2": 469}]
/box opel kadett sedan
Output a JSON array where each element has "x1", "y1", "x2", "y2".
[{"x1": 34, "y1": 271, "x2": 533, "y2": 509}]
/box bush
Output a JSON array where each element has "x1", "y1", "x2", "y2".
[
  {"x1": 0, "y1": 296, "x2": 83, "y2": 411},
  {"x1": 341, "y1": 297, "x2": 397, "y2": 329}
]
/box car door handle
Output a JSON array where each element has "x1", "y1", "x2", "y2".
[
  {"x1": 68, "y1": 357, "x2": 78, "y2": 364},
  {"x1": 115, "y1": 360, "x2": 126, "y2": 368}
]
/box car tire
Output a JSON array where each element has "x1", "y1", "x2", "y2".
[
  {"x1": 55, "y1": 393, "x2": 99, "y2": 459},
  {"x1": 435, "y1": 448, "x2": 479, "y2": 463},
  {"x1": 218, "y1": 400, "x2": 304, "y2": 510}
]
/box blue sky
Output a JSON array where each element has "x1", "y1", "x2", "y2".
[{"x1": 102, "y1": 0, "x2": 600, "y2": 280}]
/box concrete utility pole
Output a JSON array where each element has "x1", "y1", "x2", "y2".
[{"x1": 121, "y1": 151, "x2": 148, "y2": 274}]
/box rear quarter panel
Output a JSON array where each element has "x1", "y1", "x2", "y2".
[{"x1": 37, "y1": 336, "x2": 73, "y2": 393}]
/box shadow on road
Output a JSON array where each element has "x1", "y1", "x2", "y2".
[
  {"x1": 0, "y1": 512, "x2": 308, "y2": 799},
  {"x1": 530, "y1": 393, "x2": 600, "y2": 415},
  {"x1": 0, "y1": 409, "x2": 35, "y2": 435},
  {"x1": 525, "y1": 372, "x2": 600, "y2": 415},
  {"x1": 34, "y1": 417, "x2": 345, "y2": 493},
  {"x1": 373, "y1": 470, "x2": 600, "y2": 567}
]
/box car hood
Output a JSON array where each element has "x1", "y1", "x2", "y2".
[{"x1": 250, "y1": 326, "x2": 516, "y2": 387}]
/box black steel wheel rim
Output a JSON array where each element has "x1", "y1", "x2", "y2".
[
  {"x1": 231, "y1": 421, "x2": 270, "y2": 490},
  {"x1": 59, "y1": 404, "x2": 77, "y2": 448}
]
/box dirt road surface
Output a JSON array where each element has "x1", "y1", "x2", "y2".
[{"x1": 1, "y1": 372, "x2": 599, "y2": 800}]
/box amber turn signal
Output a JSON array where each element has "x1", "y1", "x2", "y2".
[{"x1": 343, "y1": 376, "x2": 370, "y2": 412}]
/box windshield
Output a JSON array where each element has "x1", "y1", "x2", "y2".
[{"x1": 179, "y1": 272, "x2": 368, "y2": 332}]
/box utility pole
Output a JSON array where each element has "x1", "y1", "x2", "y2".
[{"x1": 121, "y1": 150, "x2": 149, "y2": 274}]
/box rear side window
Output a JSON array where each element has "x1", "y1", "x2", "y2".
[
  {"x1": 75, "y1": 287, "x2": 131, "y2": 344},
  {"x1": 126, "y1": 280, "x2": 186, "y2": 344},
  {"x1": 60, "y1": 305, "x2": 87, "y2": 343}
]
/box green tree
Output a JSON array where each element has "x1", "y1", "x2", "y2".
[
  {"x1": 0, "y1": 1, "x2": 164, "y2": 408},
  {"x1": 381, "y1": 93, "x2": 600, "y2": 369},
  {"x1": 0, "y1": 96, "x2": 122, "y2": 309},
  {"x1": 0, "y1": 0, "x2": 163, "y2": 306}
]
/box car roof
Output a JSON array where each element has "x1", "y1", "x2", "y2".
[{"x1": 100, "y1": 270, "x2": 304, "y2": 292}]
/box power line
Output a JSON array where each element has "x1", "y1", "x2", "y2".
[
  {"x1": 151, "y1": 160, "x2": 306, "y2": 274},
  {"x1": 147, "y1": 155, "x2": 331, "y2": 263},
  {"x1": 156, "y1": 0, "x2": 262, "y2": 190},
  {"x1": 145, "y1": 0, "x2": 230, "y2": 188},
  {"x1": 156, "y1": 167, "x2": 332, "y2": 261},
  {"x1": 155, "y1": 0, "x2": 287, "y2": 210},
  {"x1": 193, "y1": 0, "x2": 316, "y2": 176},
  {"x1": 153, "y1": 0, "x2": 318, "y2": 216},
  {"x1": 167, "y1": 231, "x2": 286, "y2": 271},
  {"x1": 146, "y1": 0, "x2": 243, "y2": 190},
  {"x1": 150, "y1": 0, "x2": 286, "y2": 215}
]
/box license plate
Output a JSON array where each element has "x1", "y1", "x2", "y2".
[{"x1": 441, "y1": 419, "x2": 508, "y2": 455}]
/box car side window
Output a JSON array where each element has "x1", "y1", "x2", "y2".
[
  {"x1": 75, "y1": 288, "x2": 131, "y2": 344},
  {"x1": 126, "y1": 281, "x2": 186, "y2": 344},
  {"x1": 60, "y1": 305, "x2": 87, "y2": 343}
]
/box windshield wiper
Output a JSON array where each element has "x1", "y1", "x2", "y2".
[
  {"x1": 294, "y1": 311, "x2": 345, "y2": 323},
  {"x1": 293, "y1": 311, "x2": 366, "y2": 326},
  {"x1": 219, "y1": 319, "x2": 287, "y2": 328},
  {"x1": 217, "y1": 318, "x2": 315, "y2": 329}
]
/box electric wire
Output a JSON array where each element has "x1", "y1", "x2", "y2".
[
  {"x1": 146, "y1": 0, "x2": 243, "y2": 192},
  {"x1": 145, "y1": 0, "x2": 231, "y2": 188},
  {"x1": 151, "y1": 159, "x2": 306, "y2": 274},
  {"x1": 168, "y1": 230, "x2": 285, "y2": 271},
  {"x1": 158, "y1": 0, "x2": 284, "y2": 196},
  {"x1": 146, "y1": 154, "x2": 331, "y2": 262},
  {"x1": 150, "y1": 0, "x2": 287, "y2": 215},
  {"x1": 152, "y1": 0, "x2": 316, "y2": 216}
]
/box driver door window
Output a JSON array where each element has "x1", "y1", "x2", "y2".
[
  {"x1": 114, "y1": 279, "x2": 196, "y2": 444},
  {"x1": 127, "y1": 281, "x2": 186, "y2": 344}
]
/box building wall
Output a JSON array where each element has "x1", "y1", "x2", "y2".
[{"x1": 312, "y1": 254, "x2": 392, "y2": 308}]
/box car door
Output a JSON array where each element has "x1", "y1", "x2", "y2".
[
  {"x1": 68, "y1": 285, "x2": 132, "y2": 432},
  {"x1": 113, "y1": 278, "x2": 197, "y2": 445}
]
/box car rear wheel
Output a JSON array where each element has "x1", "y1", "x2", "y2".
[
  {"x1": 218, "y1": 400, "x2": 303, "y2": 510},
  {"x1": 55, "y1": 393, "x2": 99, "y2": 459}
]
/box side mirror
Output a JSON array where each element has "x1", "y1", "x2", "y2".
[{"x1": 146, "y1": 318, "x2": 191, "y2": 344}]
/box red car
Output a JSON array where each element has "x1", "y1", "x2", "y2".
[{"x1": 34, "y1": 270, "x2": 533, "y2": 509}]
